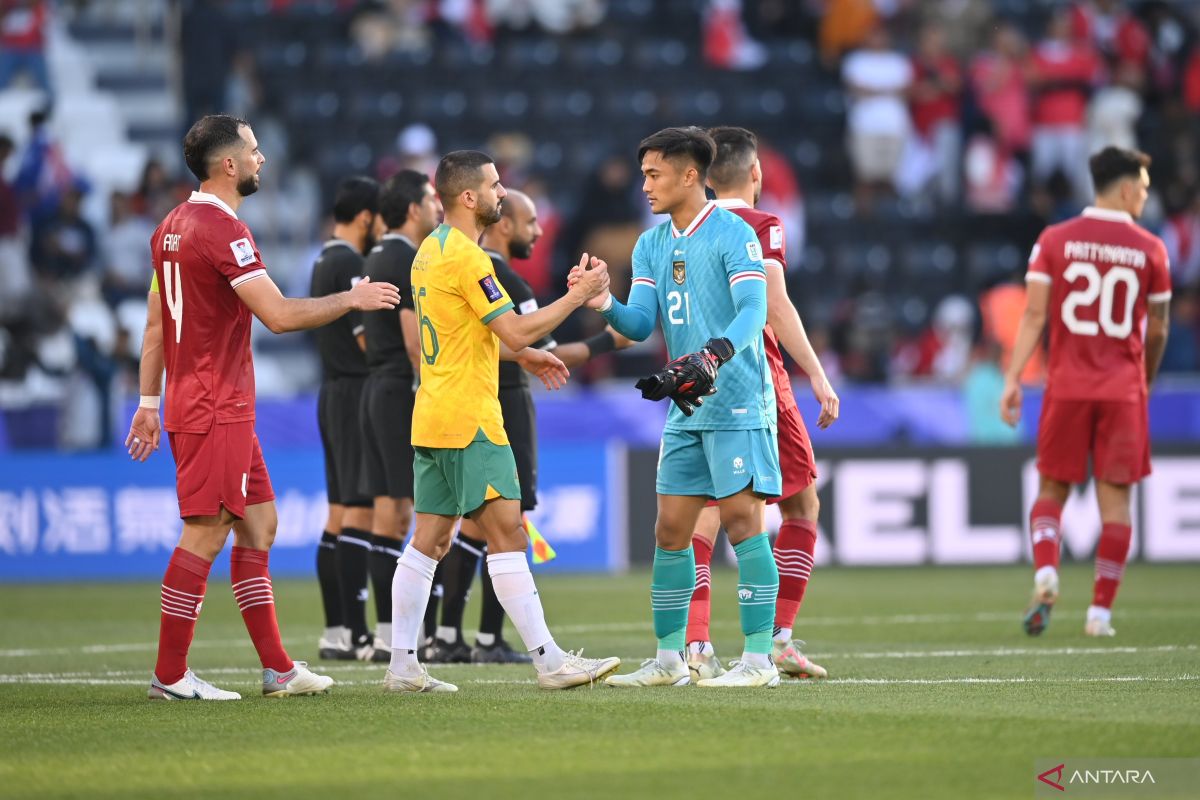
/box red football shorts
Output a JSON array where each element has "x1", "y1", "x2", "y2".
[
  {"x1": 1036, "y1": 396, "x2": 1150, "y2": 486},
  {"x1": 704, "y1": 399, "x2": 818, "y2": 507},
  {"x1": 169, "y1": 420, "x2": 275, "y2": 519}
]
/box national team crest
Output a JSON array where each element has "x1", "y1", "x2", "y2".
[{"x1": 672, "y1": 260, "x2": 686, "y2": 285}]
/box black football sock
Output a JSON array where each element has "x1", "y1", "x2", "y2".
[
  {"x1": 316, "y1": 531, "x2": 342, "y2": 630},
  {"x1": 439, "y1": 533, "x2": 485, "y2": 643},
  {"x1": 478, "y1": 556, "x2": 507, "y2": 644},
  {"x1": 369, "y1": 534, "x2": 403, "y2": 628},
  {"x1": 336, "y1": 527, "x2": 372, "y2": 646},
  {"x1": 423, "y1": 559, "x2": 445, "y2": 644}
]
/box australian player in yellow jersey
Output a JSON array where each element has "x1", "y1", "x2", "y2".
[{"x1": 383, "y1": 150, "x2": 622, "y2": 692}]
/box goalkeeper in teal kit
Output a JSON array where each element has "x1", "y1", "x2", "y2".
[{"x1": 570, "y1": 127, "x2": 783, "y2": 688}]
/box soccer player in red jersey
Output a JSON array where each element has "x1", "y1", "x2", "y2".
[
  {"x1": 1002, "y1": 146, "x2": 1171, "y2": 638},
  {"x1": 125, "y1": 115, "x2": 401, "y2": 700},
  {"x1": 681, "y1": 126, "x2": 840, "y2": 681}
]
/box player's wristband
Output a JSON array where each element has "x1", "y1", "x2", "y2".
[
  {"x1": 597, "y1": 293, "x2": 614, "y2": 313},
  {"x1": 584, "y1": 331, "x2": 616, "y2": 358},
  {"x1": 139, "y1": 395, "x2": 161, "y2": 410}
]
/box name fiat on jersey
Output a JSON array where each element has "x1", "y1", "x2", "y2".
[{"x1": 1063, "y1": 241, "x2": 1147, "y2": 268}]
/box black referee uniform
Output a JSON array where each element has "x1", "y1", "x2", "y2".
[
  {"x1": 486, "y1": 248, "x2": 554, "y2": 511},
  {"x1": 359, "y1": 233, "x2": 418, "y2": 501},
  {"x1": 311, "y1": 239, "x2": 371, "y2": 509}
]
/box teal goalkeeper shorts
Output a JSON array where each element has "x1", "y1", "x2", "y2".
[{"x1": 655, "y1": 427, "x2": 782, "y2": 499}]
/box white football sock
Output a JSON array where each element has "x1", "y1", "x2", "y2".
[
  {"x1": 475, "y1": 632, "x2": 496, "y2": 647},
  {"x1": 687, "y1": 641, "x2": 713, "y2": 657},
  {"x1": 657, "y1": 648, "x2": 685, "y2": 669},
  {"x1": 741, "y1": 651, "x2": 772, "y2": 669},
  {"x1": 1035, "y1": 565, "x2": 1059, "y2": 588},
  {"x1": 1087, "y1": 605, "x2": 1112, "y2": 624},
  {"x1": 774, "y1": 627, "x2": 793, "y2": 643},
  {"x1": 374, "y1": 622, "x2": 391, "y2": 649},
  {"x1": 389, "y1": 546, "x2": 438, "y2": 675},
  {"x1": 486, "y1": 551, "x2": 563, "y2": 672},
  {"x1": 436, "y1": 626, "x2": 458, "y2": 644}
]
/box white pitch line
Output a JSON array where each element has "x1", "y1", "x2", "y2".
[
  {"x1": 813, "y1": 644, "x2": 1198, "y2": 660},
  {"x1": 1, "y1": 607, "x2": 1194, "y2": 658}
]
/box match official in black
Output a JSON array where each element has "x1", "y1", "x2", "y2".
[{"x1": 312, "y1": 176, "x2": 381, "y2": 661}]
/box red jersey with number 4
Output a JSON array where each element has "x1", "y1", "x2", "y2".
[
  {"x1": 150, "y1": 191, "x2": 268, "y2": 434},
  {"x1": 1026, "y1": 206, "x2": 1172, "y2": 402},
  {"x1": 716, "y1": 199, "x2": 798, "y2": 413}
]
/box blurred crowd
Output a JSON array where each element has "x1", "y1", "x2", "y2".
[{"x1": 3, "y1": 0, "x2": 1200, "y2": 450}]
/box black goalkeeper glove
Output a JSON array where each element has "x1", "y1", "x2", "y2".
[{"x1": 635, "y1": 337, "x2": 735, "y2": 417}]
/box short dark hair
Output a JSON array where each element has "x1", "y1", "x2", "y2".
[
  {"x1": 1089, "y1": 146, "x2": 1151, "y2": 194},
  {"x1": 332, "y1": 176, "x2": 380, "y2": 223},
  {"x1": 379, "y1": 170, "x2": 430, "y2": 228},
  {"x1": 707, "y1": 126, "x2": 758, "y2": 190},
  {"x1": 637, "y1": 126, "x2": 716, "y2": 180},
  {"x1": 435, "y1": 150, "x2": 494, "y2": 207},
  {"x1": 183, "y1": 114, "x2": 250, "y2": 182}
]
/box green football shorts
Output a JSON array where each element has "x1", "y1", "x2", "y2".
[{"x1": 413, "y1": 428, "x2": 521, "y2": 516}]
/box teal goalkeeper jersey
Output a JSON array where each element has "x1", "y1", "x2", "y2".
[{"x1": 605, "y1": 201, "x2": 775, "y2": 432}]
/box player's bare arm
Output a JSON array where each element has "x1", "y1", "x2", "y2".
[
  {"x1": 764, "y1": 265, "x2": 839, "y2": 429},
  {"x1": 1000, "y1": 280, "x2": 1051, "y2": 427},
  {"x1": 126, "y1": 290, "x2": 164, "y2": 462},
  {"x1": 236, "y1": 273, "x2": 400, "y2": 333},
  {"x1": 486, "y1": 253, "x2": 609, "y2": 351},
  {"x1": 399, "y1": 307, "x2": 421, "y2": 376},
  {"x1": 497, "y1": 342, "x2": 570, "y2": 390},
  {"x1": 549, "y1": 325, "x2": 633, "y2": 369},
  {"x1": 1144, "y1": 300, "x2": 1170, "y2": 387}
]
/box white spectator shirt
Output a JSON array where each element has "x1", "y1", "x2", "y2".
[{"x1": 842, "y1": 49, "x2": 914, "y2": 136}]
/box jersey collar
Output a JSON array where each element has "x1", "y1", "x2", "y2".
[
  {"x1": 671, "y1": 200, "x2": 718, "y2": 238},
  {"x1": 714, "y1": 198, "x2": 750, "y2": 210},
  {"x1": 188, "y1": 190, "x2": 238, "y2": 219},
  {"x1": 382, "y1": 233, "x2": 416, "y2": 248},
  {"x1": 322, "y1": 238, "x2": 358, "y2": 252},
  {"x1": 482, "y1": 247, "x2": 507, "y2": 263},
  {"x1": 1082, "y1": 206, "x2": 1134, "y2": 224}
]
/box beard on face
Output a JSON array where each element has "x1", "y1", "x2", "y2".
[
  {"x1": 236, "y1": 173, "x2": 260, "y2": 197},
  {"x1": 476, "y1": 198, "x2": 503, "y2": 227},
  {"x1": 510, "y1": 237, "x2": 534, "y2": 260}
]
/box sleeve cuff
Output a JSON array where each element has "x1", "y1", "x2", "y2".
[
  {"x1": 1025, "y1": 273, "x2": 1052, "y2": 284},
  {"x1": 481, "y1": 302, "x2": 514, "y2": 325},
  {"x1": 230, "y1": 269, "x2": 267, "y2": 288},
  {"x1": 598, "y1": 293, "x2": 614, "y2": 313},
  {"x1": 1148, "y1": 291, "x2": 1172, "y2": 302},
  {"x1": 352, "y1": 325, "x2": 365, "y2": 336}
]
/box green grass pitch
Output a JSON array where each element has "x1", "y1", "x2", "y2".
[{"x1": 1, "y1": 564, "x2": 1197, "y2": 799}]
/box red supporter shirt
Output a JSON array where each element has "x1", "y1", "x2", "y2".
[
  {"x1": 1026, "y1": 206, "x2": 1172, "y2": 402},
  {"x1": 151, "y1": 191, "x2": 268, "y2": 434},
  {"x1": 0, "y1": 1, "x2": 46, "y2": 49},
  {"x1": 910, "y1": 55, "x2": 962, "y2": 138},
  {"x1": 1031, "y1": 41, "x2": 1100, "y2": 127},
  {"x1": 717, "y1": 199, "x2": 799, "y2": 412}
]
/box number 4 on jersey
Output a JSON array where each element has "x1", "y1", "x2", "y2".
[{"x1": 162, "y1": 260, "x2": 183, "y2": 343}]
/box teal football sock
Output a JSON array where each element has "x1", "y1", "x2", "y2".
[
  {"x1": 651, "y1": 546, "x2": 695, "y2": 652},
  {"x1": 733, "y1": 533, "x2": 779, "y2": 655}
]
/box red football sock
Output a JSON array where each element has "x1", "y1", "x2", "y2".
[
  {"x1": 774, "y1": 519, "x2": 817, "y2": 631},
  {"x1": 1029, "y1": 498, "x2": 1063, "y2": 572},
  {"x1": 155, "y1": 547, "x2": 212, "y2": 685},
  {"x1": 231, "y1": 546, "x2": 293, "y2": 672},
  {"x1": 686, "y1": 536, "x2": 714, "y2": 643},
  {"x1": 1092, "y1": 523, "x2": 1132, "y2": 609}
]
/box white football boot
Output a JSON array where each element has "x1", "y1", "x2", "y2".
[
  {"x1": 262, "y1": 661, "x2": 334, "y2": 697},
  {"x1": 686, "y1": 642, "x2": 726, "y2": 681},
  {"x1": 148, "y1": 670, "x2": 241, "y2": 701},
  {"x1": 604, "y1": 657, "x2": 691, "y2": 687},
  {"x1": 696, "y1": 660, "x2": 780, "y2": 688},
  {"x1": 382, "y1": 665, "x2": 458, "y2": 694},
  {"x1": 537, "y1": 650, "x2": 621, "y2": 689},
  {"x1": 1084, "y1": 606, "x2": 1116, "y2": 637}
]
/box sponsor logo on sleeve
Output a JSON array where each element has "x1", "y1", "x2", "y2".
[
  {"x1": 230, "y1": 238, "x2": 257, "y2": 267},
  {"x1": 769, "y1": 225, "x2": 783, "y2": 251},
  {"x1": 746, "y1": 241, "x2": 762, "y2": 262},
  {"x1": 479, "y1": 275, "x2": 504, "y2": 303}
]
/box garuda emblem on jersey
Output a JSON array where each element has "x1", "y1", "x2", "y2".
[{"x1": 672, "y1": 259, "x2": 686, "y2": 285}]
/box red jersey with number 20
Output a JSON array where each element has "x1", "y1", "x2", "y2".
[
  {"x1": 151, "y1": 191, "x2": 268, "y2": 433},
  {"x1": 1026, "y1": 206, "x2": 1172, "y2": 402}
]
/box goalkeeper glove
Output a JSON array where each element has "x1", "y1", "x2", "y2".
[{"x1": 635, "y1": 337, "x2": 735, "y2": 417}]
